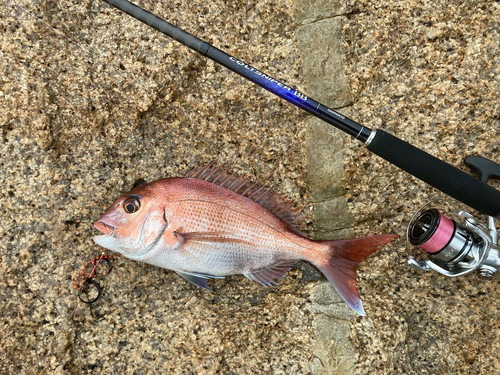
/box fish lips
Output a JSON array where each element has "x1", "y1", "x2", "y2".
[
  {"x1": 93, "y1": 220, "x2": 118, "y2": 250},
  {"x1": 94, "y1": 220, "x2": 115, "y2": 235}
]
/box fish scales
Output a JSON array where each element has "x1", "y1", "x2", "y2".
[
  {"x1": 156, "y1": 178, "x2": 311, "y2": 274},
  {"x1": 93, "y1": 163, "x2": 398, "y2": 314}
]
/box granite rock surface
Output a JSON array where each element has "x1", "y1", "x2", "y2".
[
  {"x1": 3, "y1": 0, "x2": 499, "y2": 374},
  {"x1": 1, "y1": 1, "x2": 315, "y2": 373},
  {"x1": 343, "y1": 1, "x2": 500, "y2": 374}
]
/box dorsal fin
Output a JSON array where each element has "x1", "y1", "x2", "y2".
[{"x1": 185, "y1": 162, "x2": 307, "y2": 232}]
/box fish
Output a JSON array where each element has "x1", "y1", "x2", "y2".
[{"x1": 93, "y1": 162, "x2": 399, "y2": 315}]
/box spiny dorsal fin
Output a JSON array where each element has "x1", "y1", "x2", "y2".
[{"x1": 186, "y1": 162, "x2": 307, "y2": 232}]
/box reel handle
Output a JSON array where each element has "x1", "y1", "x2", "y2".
[{"x1": 464, "y1": 155, "x2": 500, "y2": 184}]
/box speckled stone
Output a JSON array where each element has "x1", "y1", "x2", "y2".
[
  {"x1": 297, "y1": 3, "x2": 359, "y2": 373},
  {"x1": 4, "y1": 0, "x2": 498, "y2": 374},
  {"x1": 1, "y1": 1, "x2": 316, "y2": 373},
  {"x1": 293, "y1": 0, "x2": 350, "y2": 26},
  {"x1": 296, "y1": 17, "x2": 351, "y2": 108},
  {"x1": 306, "y1": 117, "x2": 347, "y2": 202},
  {"x1": 343, "y1": 1, "x2": 500, "y2": 374},
  {"x1": 310, "y1": 281, "x2": 357, "y2": 375}
]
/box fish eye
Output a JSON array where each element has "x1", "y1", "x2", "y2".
[{"x1": 123, "y1": 197, "x2": 141, "y2": 214}]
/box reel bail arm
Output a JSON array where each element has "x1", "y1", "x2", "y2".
[{"x1": 408, "y1": 156, "x2": 500, "y2": 279}]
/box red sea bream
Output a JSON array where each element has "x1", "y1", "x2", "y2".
[{"x1": 93, "y1": 163, "x2": 398, "y2": 315}]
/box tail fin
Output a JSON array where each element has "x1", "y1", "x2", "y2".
[{"x1": 315, "y1": 234, "x2": 399, "y2": 316}]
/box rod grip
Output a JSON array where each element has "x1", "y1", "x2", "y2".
[{"x1": 366, "y1": 130, "x2": 500, "y2": 218}]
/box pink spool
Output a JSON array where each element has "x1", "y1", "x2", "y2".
[{"x1": 419, "y1": 214, "x2": 454, "y2": 254}]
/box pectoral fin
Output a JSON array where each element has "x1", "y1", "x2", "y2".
[
  {"x1": 174, "y1": 231, "x2": 253, "y2": 246},
  {"x1": 175, "y1": 270, "x2": 224, "y2": 291}
]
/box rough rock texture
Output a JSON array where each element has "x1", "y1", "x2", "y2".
[
  {"x1": 295, "y1": 4, "x2": 359, "y2": 373},
  {"x1": 1, "y1": 1, "x2": 317, "y2": 373},
  {"x1": 3, "y1": 0, "x2": 498, "y2": 374},
  {"x1": 296, "y1": 17, "x2": 351, "y2": 109},
  {"x1": 343, "y1": 1, "x2": 500, "y2": 374}
]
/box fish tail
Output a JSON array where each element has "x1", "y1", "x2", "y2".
[{"x1": 314, "y1": 234, "x2": 399, "y2": 316}]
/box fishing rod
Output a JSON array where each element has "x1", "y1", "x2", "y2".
[
  {"x1": 102, "y1": 0, "x2": 499, "y2": 218},
  {"x1": 102, "y1": 0, "x2": 500, "y2": 279}
]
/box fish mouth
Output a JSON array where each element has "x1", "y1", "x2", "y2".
[
  {"x1": 93, "y1": 220, "x2": 121, "y2": 253},
  {"x1": 92, "y1": 212, "x2": 165, "y2": 257},
  {"x1": 94, "y1": 220, "x2": 116, "y2": 236}
]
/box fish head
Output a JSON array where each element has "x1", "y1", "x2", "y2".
[{"x1": 93, "y1": 184, "x2": 168, "y2": 257}]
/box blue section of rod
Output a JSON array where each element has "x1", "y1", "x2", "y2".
[
  {"x1": 102, "y1": 0, "x2": 371, "y2": 142},
  {"x1": 101, "y1": 0, "x2": 500, "y2": 217}
]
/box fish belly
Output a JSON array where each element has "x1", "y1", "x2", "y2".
[{"x1": 153, "y1": 199, "x2": 312, "y2": 276}]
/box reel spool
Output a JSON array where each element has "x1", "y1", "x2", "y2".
[
  {"x1": 407, "y1": 155, "x2": 500, "y2": 279},
  {"x1": 407, "y1": 206, "x2": 499, "y2": 279}
]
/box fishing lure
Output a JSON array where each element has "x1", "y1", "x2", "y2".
[{"x1": 73, "y1": 249, "x2": 120, "y2": 303}]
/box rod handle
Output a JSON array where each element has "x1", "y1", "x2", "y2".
[{"x1": 367, "y1": 130, "x2": 500, "y2": 218}]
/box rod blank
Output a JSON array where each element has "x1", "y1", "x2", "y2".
[
  {"x1": 102, "y1": 0, "x2": 371, "y2": 141},
  {"x1": 101, "y1": 0, "x2": 500, "y2": 219}
]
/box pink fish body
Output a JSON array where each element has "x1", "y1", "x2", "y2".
[{"x1": 94, "y1": 164, "x2": 398, "y2": 315}]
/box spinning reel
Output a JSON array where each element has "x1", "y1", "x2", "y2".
[
  {"x1": 408, "y1": 156, "x2": 500, "y2": 279},
  {"x1": 99, "y1": 0, "x2": 500, "y2": 281}
]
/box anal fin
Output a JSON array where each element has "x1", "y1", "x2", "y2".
[{"x1": 244, "y1": 260, "x2": 298, "y2": 287}]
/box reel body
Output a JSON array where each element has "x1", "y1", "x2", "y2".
[
  {"x1": 408, "y1": 209, "x2": 499, "y2": 279},
  {"x1": 408, "y1": 155, "x2": 500, "y2": 279}
]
